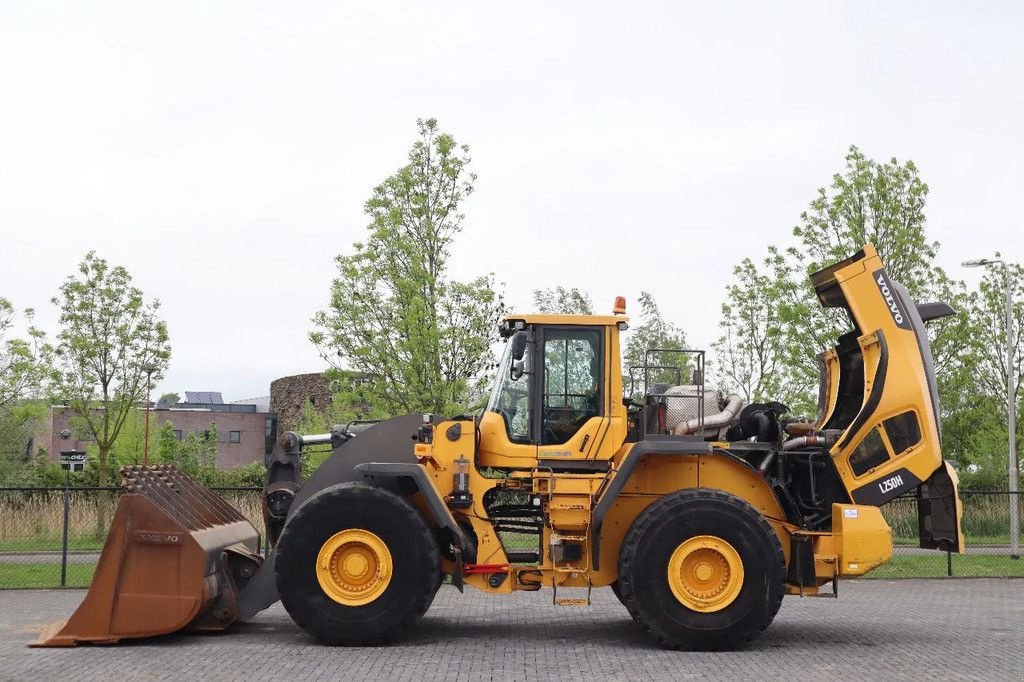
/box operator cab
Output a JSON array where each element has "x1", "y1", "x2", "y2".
[{"x1": 478, "y1": 314, "x2": 629, "y2": 468}]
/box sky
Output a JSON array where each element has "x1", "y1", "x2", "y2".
[{"x1": 1, "y1": 1, "x2": 1022, "y2": 401}]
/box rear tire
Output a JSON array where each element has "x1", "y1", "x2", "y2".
[
  {"x1": 618, "y1": 488, "x2": 784, "y2": 650},
  {"x1": 276, "y1": 482, "x2": 440, "y2": 645}
]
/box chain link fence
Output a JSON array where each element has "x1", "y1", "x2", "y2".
[
  {"x1": 0, "y1": 485, "x2": 1019, "y2": 588},
  {"x1": 0, "y1": 485, "x2": 265, "y2": 589}
]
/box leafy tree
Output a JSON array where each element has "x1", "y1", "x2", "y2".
[
  {"x1": 203, "y1": 460, "x2": 266, "y2": 488},
  {"x1": 0, "y1": 299, "x2": 49, "y2": 413},
  {"x1": 156, "y1": 421, "x2": 180, "y2": 465},
  {"x1": 946, "y1": 260, "x2": 1024, "y2": 488},
  {"x1": 92, "y1": 407, "x2": 159, "y2": 468},
  {"x1": 50, "y1": 253, "x2": 171, "y2": 532},
  {"x1": 311, "y1": 118, "x2": 505, "y2": 417},
  {"x1": 292, "y1": 394, "x2": 357, "y2": 435},
  {"x1": 0, "y1": 308, "x2": 57, "y2": 483},
  {"x1": 791, "y1": 146, "x2": 934, "y2": 290},
  {"x1": 0, "y1": 403, "x2": 50, "y2": 485},
  {"x1": 154, "y1": 419, "x2": 218, "y2": 478},
  {"x1": 623, "y1": 292, "x2": 692, "y2": 396},
  {"x1": 964, "y1": 260, "x2": 1024, "y2": 413},
  {"x1": 192, "y1": 420, "x2": 218, "y2": 471},
  {"x1": 716, "y1": 146, "x2": 962, "y2": 415},
  {"x1": 712, "y1": 257, "x2": 786, "y2": 403},
  {"x1": 290, "y1": 399, "x2": 356, "y2": 479},
  {"x1": 532, "y1": 287, "x2": 593, "y2": 315}
]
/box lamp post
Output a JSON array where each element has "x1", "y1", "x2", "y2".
[
  {"x1": 963, "y1": 257, "x2": 1019, "y2": 559},
  {"x1": 143, "y1": 366, "x2": 158, "y2": 466}
]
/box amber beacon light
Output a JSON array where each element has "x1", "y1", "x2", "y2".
[{"x1": 613, "y1": 296, "x2": 626, "y2": 314}]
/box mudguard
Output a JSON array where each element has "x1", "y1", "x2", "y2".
[
  {"x1": 917, "y1": 460, "x2": 965, "y2": 554},
  {"x1": 237, "y1": 413, "x2": 428, "y2": 619}
]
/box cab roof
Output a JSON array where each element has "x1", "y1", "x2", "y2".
[{"x1": 502, "y1": 313, "x2": 629, "y2": 327}]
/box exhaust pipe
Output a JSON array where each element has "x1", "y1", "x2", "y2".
[{"x1": 673, "y1": 394, "x2": 744, "y2": 436}]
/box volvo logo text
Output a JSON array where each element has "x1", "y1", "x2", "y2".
[{"x1": 874, "y1": 271, "x2": 909, "y2": 328}]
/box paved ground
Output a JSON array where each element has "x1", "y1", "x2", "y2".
[{"x1": 1, "y1": 579, "x2": 1021, "y2": 681}]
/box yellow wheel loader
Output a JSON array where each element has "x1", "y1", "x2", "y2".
[{"x1": 34, "y1": 244, "x2": 965, "y2": 650}]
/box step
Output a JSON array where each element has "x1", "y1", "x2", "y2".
[
  {"x1": 506, "y1": 551, "x2": 540, "y2": 564},
  {"x1": 555, "y1": 598, "x2": 589, "y2": 606}
]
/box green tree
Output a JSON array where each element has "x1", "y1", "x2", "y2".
[
  {"x1": 50, "y1": 253, "x2": 171, "y2": 532},
  {"x1": 156, "y1": 421, "x2": 181, "y2": 465},
  {"x1": 0, "y1": 402, "x2": 50, "y2": 485},
  {"x1": 623, "y1": 292, "x2": 692, "y2": 396},
  {"x1": 946, "y1": 260, "x2": 1024, "y2": 488},
  {"x1": 964, "y1": 261, "x2": 1024, "y2": 412},
  {"x1": 154, "y1": 420, "x2": 218, "y2": 478},
  {"x1": 712, "y1": 257, "x2": 786, "y2": 403},
  {"x1": 0, "y1": 299, "x2": 49, "y2": 411},
  {"x1": 532, "y1": 287, "x2": 593, "y2": 314},
  {"x1": 311, "y1": 118, "x2": 505, "y2": 417},
  {"x1": 0, "y1": 299, "x2": 57, "y2": 484},
  {"x1": 716, "y1": 146, "x2": 964, "y2": 415},
  {"x1": 290, "y1": 398, "x2": 356, "y2": 478},
  {"x1": 82, "y1": 407, "x2": 160, "y2": 469},
  {"x1": 791, "y1": 146, "x2": 935, "y2": 291}
]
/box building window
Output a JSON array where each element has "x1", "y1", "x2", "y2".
[
  {"x1": 229, "y1": 430, "x2": 241, "y2": 444},
  {"x1": 173, "y1": 430, "x2": 183, "y2": 441}
]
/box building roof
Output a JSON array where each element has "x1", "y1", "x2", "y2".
[
  {"x1": 185, "y1": 391, "x2": 224, "y2": 404},
  {"x1": 231, "y1": 396, "x2": 271, "y2": 412}
]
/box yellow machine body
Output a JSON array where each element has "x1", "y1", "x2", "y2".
[{"x1": 411, "y1": 244, "x2": 962, "y2": 599}]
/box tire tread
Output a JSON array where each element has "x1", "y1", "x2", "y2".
[
  {"x1": 617, "y1": 488, "x2": 785, "y2": 650},
  {"x1": 276, "y1": 482, "x2": 440, "y2": 646}
]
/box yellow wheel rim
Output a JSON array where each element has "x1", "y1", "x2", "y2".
[
  {"x1": 667, "y1": 535, "x2": 744, "y2": 613},
  {"x1": 315, "y1": 529, "x2": 393, "y2": 606}
]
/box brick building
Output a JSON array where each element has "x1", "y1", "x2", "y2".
[{"x1": 41, "y1": 392, "x2": 276, "y2": 470}]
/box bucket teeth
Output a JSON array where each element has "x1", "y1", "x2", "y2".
[{"x1": 117, "y1": 464, "x2": 249, "y2": 531}]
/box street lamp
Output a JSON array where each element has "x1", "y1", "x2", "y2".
[
  {"x1": 143, "y1": 366, "x2": 158, "y2": 467},
  {"x1": 963, "y1": 257, "x2": 1019, "y2": 559}
]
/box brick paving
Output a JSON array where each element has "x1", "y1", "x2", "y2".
[{"x1": 1, "y1": 579, "x2": 1021, "y2": 681}]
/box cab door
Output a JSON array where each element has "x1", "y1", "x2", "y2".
[{"x1": 535, "y1": 326, "x2": 608, "y2": 462}]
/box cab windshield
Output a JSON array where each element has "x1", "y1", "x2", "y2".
[{"x1": 487, "y1": 340, "x2": 532, "y2": 442}]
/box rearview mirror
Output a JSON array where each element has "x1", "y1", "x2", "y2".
[
  {"x1": 511, "y1": 331, "x2": 527, "y2": 361},
  {"x1": 511, "y1": 359, "x2": 525, "y2": 381}
]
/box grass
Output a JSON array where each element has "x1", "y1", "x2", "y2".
[
  {"x1": 894, "y1": 535, "x2": 1013, "y2": 546},
  {"x1": 0, "y1": 536, "x2": 104, "y2": 552},
  {"x1": 866, "y1": 554, "x2": 1024, "y2": 579},
  {"x1": 0, "y1": 562, "x2": 96, "y2": 588},
  {"x1": 0, "y1": 490, "x2": 266, "y2": 554},
  {"x1": 883, "y1": 494, "x2": 1022, "y2": 543}
]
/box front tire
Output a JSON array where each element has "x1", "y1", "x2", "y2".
[
  {"x1": 618, "y1": 488, "x2": 784, "y2": 650},
  {"x1": 275, "y1": 482, "x2": 440, "y2": 645}
]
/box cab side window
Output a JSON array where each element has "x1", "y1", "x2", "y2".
[{"x1": 542, "y1": 328, "x2": 602, "y2": 445}]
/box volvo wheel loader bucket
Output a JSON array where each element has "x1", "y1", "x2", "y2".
[{"x1": 33, "y1": 465, "x2": 262, "y2": 647}]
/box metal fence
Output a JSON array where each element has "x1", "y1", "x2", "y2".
[
  {"x1": 0, "y1": 486, "x2": 1019, "y2": 588},
  {"x1": 0, "y1": 485, "x2": 265, "y2": 589},
  {"x1": 882, "y1": 490, "x2": 1022, "y2": 578}
]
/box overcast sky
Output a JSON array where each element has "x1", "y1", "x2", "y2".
[{"x1": 1, "y1": 1, "x2": 1021, "y2": 401}]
